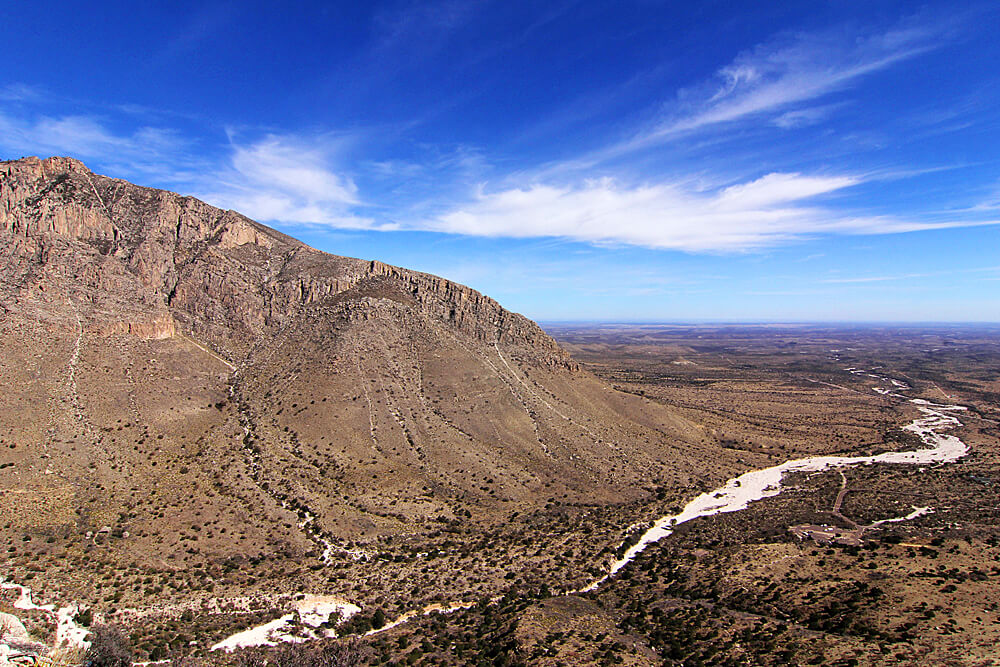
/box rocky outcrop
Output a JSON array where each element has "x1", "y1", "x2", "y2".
[
  {"x1": 1, "y1": 159, "x2": 113, "y2": 245},
  {"x1": 100, "y1": 312, "x2": 177, "y2": 340},
  {"x1": 0, "y1": 612, "x2": 29, "y2": 642},
  {"x1": 367, "y1": 260, "x2": 568, "y2": 362}
]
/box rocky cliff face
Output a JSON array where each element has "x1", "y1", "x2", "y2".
[{"x1": 0, "y1": 156, "x2": 570, "y2": 364}]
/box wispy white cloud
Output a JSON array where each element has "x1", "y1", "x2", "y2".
[
  {"x1": 420, "y1": 18, "x2": 979, "y2": 251},
  {"x1": 156, "y1": 3, "x2": 236, "y2": 63},
  {"x1": 0, "y1": 83, "x2": 45, "y2": 102},
  {"x1": 3, "y1": 103, "x2": 994, "y2": 253},
  {"x1": 195, "y1": 133, "x2": 376, "y2": 228},
  {"x1": 609, "y1": 22, "x2": 939, "y2": 156},
  {"x1": 2, "y1": 15, "x2": 991, "y2": 253},
  {"x1": 794, "y1": 252, "x2": 826, "y2": 263},
  {"x1": 372, "y1": 0, "x2": 478, "y2": 50},
  {"x1": 1, "y1": 114, "x2": 127, "y2": 156},
  {"x1": 969, "y1": 182, "x2": 1000, "y2": 212},
  {"x1": 509, "y1": 19, "x2": 946, "y2": 182},
  {"x1": 822, "y1": 273, "x2": 931, "y2": 284},
  {"x1": 0, "y1": 110, "x2": 198, "y2": 183},
  {"x1": 821, "y1": 263, "x2": 1000, "y2": 284},
  {"x1": 417, "y1": 172, "x2": 997, "y2": 251},
  {"x1": 772, "y1": 103, "x2": 847, "y2": 129},
  {"x1": 0, "y1": 109, "x2": 376, "y2": 228}
]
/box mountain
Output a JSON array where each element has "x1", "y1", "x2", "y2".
[{"x1": 0, "y1": 156, "x2": 738, "y2": 622}]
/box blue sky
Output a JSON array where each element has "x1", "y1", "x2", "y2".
[{"x1": 2, "y1": 1, "x2": 999, "y2": 322}]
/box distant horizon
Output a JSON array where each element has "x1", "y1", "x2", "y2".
[
  {"x1": 539, "y1": 320, "x2": 1000, "y2": 328},
  {"x1": 2, "y1": 2, "x2": 999, "y2": 322}
]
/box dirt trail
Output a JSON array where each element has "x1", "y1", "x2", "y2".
[{"x1": 174, "y1": 331, "x2": 236, "y2": 371}]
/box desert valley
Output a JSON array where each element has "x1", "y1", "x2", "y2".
[{"x1": 1, "y1": 158, "x2": 998, "y2": 666}]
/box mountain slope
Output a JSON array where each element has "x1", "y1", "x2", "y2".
[{"x1": 0, "y1": 156, "x2": 738, "y2": 616}]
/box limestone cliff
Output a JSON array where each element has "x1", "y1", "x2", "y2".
[{"x1": 0, "y1": 156, "x2": 570, "y2": 365}]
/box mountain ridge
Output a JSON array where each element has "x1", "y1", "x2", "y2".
[{"x1": 1, "y1": 155, "x2": 571, "y2": 368}]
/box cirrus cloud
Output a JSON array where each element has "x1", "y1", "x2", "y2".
[{"x1": 607, "y1": 21, "x2": 942, "y2": 158}]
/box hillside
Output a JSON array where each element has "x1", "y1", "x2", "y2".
[{"x1": 0, "y1": 157, "x2": 743, "y2": 641}]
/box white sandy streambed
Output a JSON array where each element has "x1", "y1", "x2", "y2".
[
  {"x1": 0, "y1": 580, "x2": 89, "y2": 648},
  {"x1": 577, "y1": 372, "x2": 967, "y2": 592},
  {"x1": 209, "y1": 596, "x2": 361, "y2": 652}
]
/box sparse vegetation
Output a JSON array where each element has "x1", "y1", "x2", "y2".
[{"x1": 234, "y1": 639, "x2": 369, "y2": 667}]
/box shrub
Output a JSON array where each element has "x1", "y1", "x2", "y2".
[
  {"x1": 75, "y1": 607, "x2": 94, "y2": 627},
  {"x1": 84, "y1": 625, "x2": 133, "y2": 667}
]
